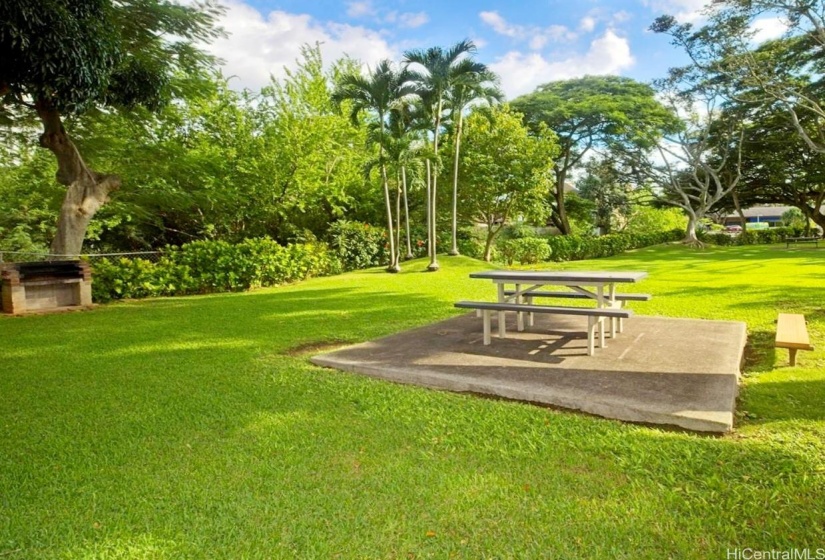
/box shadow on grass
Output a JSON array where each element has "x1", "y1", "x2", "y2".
[{"x1": 741, "y1": 378, "x2": 825, "y2": 424}]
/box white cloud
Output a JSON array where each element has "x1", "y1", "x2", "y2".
[
  {"x1": 612, "y1": 11, "x2": 632, "y2": 24},
  {"x1": 346, "y1": 1, "x2": 375, "y2": 18},
  {"x1": 203, "y1": 1, "x2": 395, "y2": 92},
  {"x1": 490, "y1": 30, "x2": 635, "y2": 98},
  {"x1": 480, "y1": 11, "x2": 519, "y2": 37},
  {"x1": 751, "y1": 17, "x2": 788, "y2": 43},
  {"x1": 479, "y1": 10, "x2": 577, "y2": 49},
  {"x1": 397, "y1": 12, "x2": 429, "y2": 28},
  {"x1": 579, "y1": 16, "x2": 596, "y2": 33},
  {"x1": 643, "y1": 0, "x2": 709, "y2": 23}
]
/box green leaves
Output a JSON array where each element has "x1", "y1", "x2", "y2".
[{"x1": 0, "y1": 0, "x2": 222, "y2": 114}]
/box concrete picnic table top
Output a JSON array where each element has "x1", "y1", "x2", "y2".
[{"x1": 469, "y1": 270, "x2": 648, "y2": 283}]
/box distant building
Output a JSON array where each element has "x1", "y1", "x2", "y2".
[{"x1": 722, "y1": 205, "x2": 794, "y2": 227}]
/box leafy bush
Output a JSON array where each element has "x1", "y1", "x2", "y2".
[
  {"x1": 92, "y1": 238, "x2": 340, "y2": 303},
  {"x1": 543, "y1": 229, "x2": 683, "y2": 262},
  {"x1": 499, "y1": 222, "x2": 541, "y2": 240},
  {"x1": 500, "y1": 237, "x2": 552, "y2": 265},
  {"x1": 624, "y1": 207, "x2": 687, "y2": 236},
  {"x1": 327, "y1": 221, "x2": 387, "y2": 272},
  {"x1": 699, "y1": 226, "x2": 807, "y2": 246}
]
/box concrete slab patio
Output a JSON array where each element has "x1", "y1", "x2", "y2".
[{"x1": 311, "y1": 313, "x2": 748, "y2": 433}]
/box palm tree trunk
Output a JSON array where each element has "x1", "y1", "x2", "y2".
[
  {"x1": 402, "y1": 166, "x2": 413, "y2": 259},
  {"x1": 426, "y1": 159, "x2": 433, "y2": 258},
  {"x1": 449, "y1": 112, "x2": 463, "y2": 256},
  {"x1": 379, "y1": 140, "x2": 399, "y2": 272},
  {"x1": 427, "y1": 103, "x2": 443, "y2": 271},
  {"x1": 395, "y1": 173, "x2": 402, "y2": 266}
]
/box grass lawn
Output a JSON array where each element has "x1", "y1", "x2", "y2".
[{"x1": 1, "y1": 243, "x2": 824, "y2": 559}]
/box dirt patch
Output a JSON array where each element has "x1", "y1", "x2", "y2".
[{"x1": 286, "y1": 339, "x2": 351, "y2": 357}]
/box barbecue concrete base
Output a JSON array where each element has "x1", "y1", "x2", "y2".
[{"x1": 311, "y1": 314, "x2": 747, "y2": 433}]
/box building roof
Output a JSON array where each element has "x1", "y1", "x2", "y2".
[{"x1": 725, "y1": 205, "x2": 803, "y2": 218}]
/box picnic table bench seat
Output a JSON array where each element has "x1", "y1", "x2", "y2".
[
  {"x1": 502, "y1": 290, "x2": 651, "y2": 302},
  {"x1": 775, "y1": 313, "x2": 814, "y2": 366},
  {"x1": 455, "y1": 300, "x2": 632, "y2": 356},
  {"x1": 785, "y1": 236, "x2": 819, "y2": 248}
]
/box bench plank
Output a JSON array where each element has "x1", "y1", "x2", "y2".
[
  {"x1": 776, "y1": 313, "x2": 814, "y2": 366},
  {"x1": 455, "y1": 301, "x2": 632, "y2": 318},
  {"x1": 455, "y1": 300, "x2": 633, "y2": 355},
  {"x1": 503, "y1": 290, "x2": 651, "y2": 302}
]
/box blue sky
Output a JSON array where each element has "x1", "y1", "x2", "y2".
[{"x1": 203, "y1": 0, "x2": 786, "y2": 98}]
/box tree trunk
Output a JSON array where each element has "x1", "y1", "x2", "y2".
[
  {"x1": 402, "y1": 166, "x2": 413, "y2": 259},
  {"x1": 426, "y1": 159, "x2": 432, "y2": 258},
  {"x1": 395, "y1": 176, "x2": 402, "y2": 267},
  {"x1": 683, "y1": 214, "x2": 703, "y2": 247},
  {"x1": 379, "y1": 144, "x2": 399, "y2": 273},
  {"x1": 449, "y1": 113, "x2": 463, "y2": 256},
  {"x1": 36, "y1": 100, "x2": 120, "y2": 258},
  {"x1": 808, "y1": 205, "x2": 825, "y2": 236},
  {"x1": 732, "y1": 188, "x2": 747, "y2": 233},
  {"x1": 427, "y1": 102, "x2": 442, "y2": 271},
  {"x1": 483, "y1": 225, "x2": 496, "y2": 262},
  {"x1": 552, "y1": 168, "x2": 571, "y2": 235}
]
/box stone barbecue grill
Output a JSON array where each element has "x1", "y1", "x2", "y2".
[{"x1": 1, "y1": 261, "x2": 93, "y2": 315}]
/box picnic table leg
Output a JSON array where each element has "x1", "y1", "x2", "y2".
[
  {"x1": 609, "y1": 284, "x2": 617, "y2": 338},
  {"x1": 618, "y1": 302, "x2": 625, "y2": 334},
  {"x1": 515, "y1": 283, "x2": 524, "y2": 332},
  {"x1": 497, "y1": 283, "x2": 506, "y2": 338},
  {"x1": 789, "y1": 348, "x2": 798, "y2": 366},
  {"x1": 587, "y1": 316, "x2": 596, "y2": 356},
  {"x1": 482, "y1": 310, "x2": 491, "y2": 345},
  {"x1": 596, "y1": 286, "x2": 606, "y2": 347},
  {"x1": 527, "y1": 296, "x2": 535, "y2": 327}
]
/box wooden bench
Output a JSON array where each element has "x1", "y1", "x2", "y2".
[
  {"x1": 775, "y1": 313, "x2": 814, "y2": 366},
  {"x1": 785, "y1": 236, "x2": 819, "y2": 248},
  {"x1": 455, "y1": 300, "x2": 632, "y2": 356}
]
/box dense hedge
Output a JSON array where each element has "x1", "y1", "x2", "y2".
[
  {"x1": 545, "y1": 229, "x2": 684, "y2": 262},
  {"x1": 89, "y1": 226, "x2": 688, "y2": 303},
  {"x1": 92, "y1": 238, "x2": 340, "y2": 303},
  {"x1": 698, "y1": 226, "x2": 809, "y2": 246},
  {"x1": 500, "y1": 237, "x2": 552, "y2": 265}
]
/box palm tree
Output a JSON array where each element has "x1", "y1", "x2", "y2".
[
  {"x1": 403, "y1": 39, "x2": 487, "y2": 271},
  {"x1": 445, "y1": 70, "x2": 503, "y2": 255},
  {"x1": 385, "y1": 103, "x2": 419, "y2": 260},
  {"x1": 332, "y1": 60, "x2": 414, "y2": 272}
]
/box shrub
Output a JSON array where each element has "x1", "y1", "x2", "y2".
[
  {"x1": 500, "y1": 237, "x2": 552, "y2": 265},
  {"x1": 327, "y1": 221, "x2": 387, "y2": 272},
  {"x1": 92, "y1": 238, "x2": 340, "y2": 303},
  {"x1": 543, "y1": 229, "x2": 683, "y2": 262},
  {"x1": 698, "y1": 226, "x2": 807, "y2": 246}
]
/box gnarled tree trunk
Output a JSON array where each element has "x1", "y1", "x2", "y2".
[
  {"x1": 36, "y1": 100, "x2": 120, "y2": 258},
  {"x1": 683, "y1": 213, "x2": 703, "y2": 247}
]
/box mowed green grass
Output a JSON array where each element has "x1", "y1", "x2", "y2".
[{"x1": 1, "y1": 244, "x2": 823, "y2": 559}]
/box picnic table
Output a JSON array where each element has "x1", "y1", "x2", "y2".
[
  {"x1": 456, "y1": 270, "x2": 649, "y2": 355},
  {"x1": 785, "y1": 236, "x2": 819, "y2": 248}
]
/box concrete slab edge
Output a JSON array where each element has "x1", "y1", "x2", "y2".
[{"x1": 310, "y1": 355, "x2": 734, "y2": 433}]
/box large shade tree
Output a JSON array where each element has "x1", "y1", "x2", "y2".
[
  {"x1": 512, "y1": 76, "x2": 680, "y2": 235},
  {"x1": 0, "y1": 0, "x2": 222, "y2": 256},
  {"x1": 456, "y1": 105, "x2": 557, "y2": 261}
]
